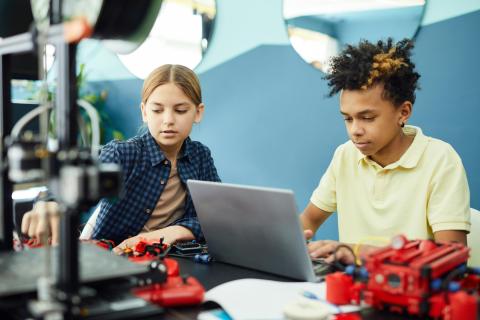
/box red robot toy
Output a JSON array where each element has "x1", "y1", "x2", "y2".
[{"x1": 326, "y1": 235, "x2": 480, "y2": 319}]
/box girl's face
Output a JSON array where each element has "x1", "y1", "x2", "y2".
[{"x1": 141, "y1": 82, "x2": 204, "y2": 152}]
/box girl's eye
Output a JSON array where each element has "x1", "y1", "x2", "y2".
[{"x1": 176, "y1": 110, "x2": 188, "y2": 114}]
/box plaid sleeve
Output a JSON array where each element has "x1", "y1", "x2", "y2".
[
  {"x1": 201, "y1": 146, "x2": 221, "y2": 182},
  {"x1": 173, "y1": 215, "x2": 203, "y2": 241},
  {"x1": 99, "y1": 140, "x2": 122, "y2": 164}
]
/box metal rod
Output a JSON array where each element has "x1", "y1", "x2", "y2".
[
  {"x1": 0, "y1": 25, "x2": 64, "y2": 56},
  {"x1": 55, "y1": 42, "x2": 77, "y2": 150},
  {"x1": 58, "y1": 208, "x2": 80, "y2": 300},
  {"x1": 0, "y1": 54, "x2": 14, "y2": 251},
  {"x1": 0, "y1": 33, "x2": 34, "y2": 56},
  {"x1": 50, "y1": 0, "x2": 63, "y2": 25}
]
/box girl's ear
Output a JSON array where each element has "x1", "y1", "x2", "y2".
[
  {"x1": 194, "y1": 103, "x2": 205, "y2": 123},
  {"x1": 140, "y1": 102, "x2": 148, "y2": 123}
]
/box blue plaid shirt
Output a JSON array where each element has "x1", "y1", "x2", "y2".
[{"x1": 92, "y1": 132, "x2": 221, "y2": 244}]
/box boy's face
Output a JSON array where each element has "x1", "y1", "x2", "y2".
[
  {"x1": 340, "y1": 84, "x2": 411, "y2": 160},
  {"x1": 141, "y1": 82, "x2": 204, "y2": 152}
]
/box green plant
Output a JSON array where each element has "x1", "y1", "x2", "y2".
[
  {"x1": 77, "y1": 63, "x2": 124, "y2": 144},
  {"x1": 45, "y1": 63, "x2": 124, "y2": 145}
]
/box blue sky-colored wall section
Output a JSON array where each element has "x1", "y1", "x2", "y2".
[{"x1": 86, "y1": 4, "x2": 480, "y2": 241}]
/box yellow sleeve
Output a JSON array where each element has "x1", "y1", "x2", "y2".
[
  {"x1": 427, "y1": 145, "x2": 471, "y2": 233},
  {"x1": 310, "y1": 146, "x2": 342, "y2": 213}
]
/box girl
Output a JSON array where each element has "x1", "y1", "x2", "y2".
[{"x1": 22, "y1": 64, "x2": 221, "y2": 252}]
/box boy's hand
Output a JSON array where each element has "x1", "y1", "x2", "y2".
[
  {"x1": 304, "y1": 229, "x2": 314, "y2": 240},
  {"x1": 307, "y1": 240, "x2": 355, "y2": 265}
]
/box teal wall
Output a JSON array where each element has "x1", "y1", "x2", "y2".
[
  {"x1": 81, "y1": 0, "x2": 480, "y2": 241},
  {"x1": 79, "y1": 0, "x2": 480, "y2": 78}
]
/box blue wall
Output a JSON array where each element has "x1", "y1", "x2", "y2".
[
  {"x1": 86, "y1": 4, "x2": 480, "y2": 241},
  {"x1": 288, "y1": 6, "x2": 424, "y2": 47}
]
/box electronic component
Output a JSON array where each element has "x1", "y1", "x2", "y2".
[
  {"x1": 194, "y1": 253, "x2": 213, "y2": 264},
  {"x1": 312, "y1": 258, "x2": 342, "y2": 277},
  {"x1": 171, "y1": 240, "x2": 207, "y2": 256}
]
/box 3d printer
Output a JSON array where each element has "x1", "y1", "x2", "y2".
[{"x1": 0, "y1": 1, "x2": 170, "y2": 319}]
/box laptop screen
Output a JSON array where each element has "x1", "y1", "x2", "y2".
[{"x1": 187, "y1": 180, "x2": 316, "y2": 282}]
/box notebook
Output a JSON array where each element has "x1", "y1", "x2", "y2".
[{"x1": 187, "y1": 180, "x2": 318, "y2": 282}]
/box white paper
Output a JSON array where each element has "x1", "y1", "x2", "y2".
[{"x1": 203, "y1": 278, "x2": 360, "y2": 320}]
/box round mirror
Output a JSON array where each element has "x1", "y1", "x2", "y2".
[
  {"x1": 117, "y1": 0, "x2": 216, "y2": 79},
  {"x1": 283, "y1": 0, "x2": 426, "y2": 73}
]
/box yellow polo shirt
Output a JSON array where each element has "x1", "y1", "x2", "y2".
[{"x1": 310, "y1": 126, "x2": 471, "y2": 245}]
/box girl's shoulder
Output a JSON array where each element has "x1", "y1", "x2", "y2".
[
  {"x1": 185, "y1": 139, "x2": 213, "y2": 159},
  {"x1": 99, "y1": 134, "x2": 146, "y2": 162}
]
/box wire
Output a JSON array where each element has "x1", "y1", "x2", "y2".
[
  {"x1": 353, "y1": 236, "x2": 390, "y2": 266},
  {"x1": 10, "y1": 103, "x2": 51, "y2": 139},
  {"x1": 10, "y1": 99, "x2": 101, "y2": 157},
  {"x1": 333, "y1": 244, "x2": 356, "y2": 269},
  {"x1": 77, "y1": 99, "x2": 100, "y2": 157}
]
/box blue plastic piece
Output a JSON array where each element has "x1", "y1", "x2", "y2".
[
  {"x1": 345, "y1": 265, "x2": 355, "y2": 275},
  {"x1": 359, "y1": 267, "x2": 369, "y2": 279},
  {"x1": 431, "y1": 278, "x2": 442, "y2": 291},
  {"x1": 194, "y1": 253, "x2": 213, "y2": 264},
  {"x1": 448, "y1": 281, "x2": 460, "y2": 292}
]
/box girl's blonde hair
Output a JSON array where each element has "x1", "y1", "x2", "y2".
[{"x1": 141, "y1": 64, "x2": 202, "y2": 106}]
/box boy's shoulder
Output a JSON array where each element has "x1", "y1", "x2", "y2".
[{"x1": 423, "y1": 135, "x2": 461, "y2": 163}]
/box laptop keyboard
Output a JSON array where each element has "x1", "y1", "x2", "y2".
[{"x1": 312, "y1": 258, "x2": 341, "y2": 277}]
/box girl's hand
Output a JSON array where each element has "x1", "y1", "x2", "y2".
[
  {"x1": 112, "y1": 234, "x2": 145, "y2": 255},
  {"x1": 21, "y1": 201, "x2": 60, "y2": 245},
  {"x1": 112, "y1": 225, "x2": 194, "y2": 255}
]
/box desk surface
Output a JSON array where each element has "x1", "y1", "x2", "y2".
[
  {"x1": 0, "y1": 253, "x2": 419, "y2": 320},
  {"x1": 164, "y1": 256, "x2": 293, "y2": 319},
  {"x1": 166, "y1": 257, "x2": 414, "y2": 320}
]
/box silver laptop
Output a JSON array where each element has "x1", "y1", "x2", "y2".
[{"x1": 187, "y1": 180, "x2": 317, "y2": 282}]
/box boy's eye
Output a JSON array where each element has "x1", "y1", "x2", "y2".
[
  {"x1": 362, "y1": 116, "x2": 375, "y2": 122},
  {"x1": 343, "y1": 118, "x2": 353, "y2": 122}
]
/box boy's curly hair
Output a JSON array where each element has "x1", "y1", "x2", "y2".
[{"x1": 325, "y1": 38, "x2": 420, "y2": 106}]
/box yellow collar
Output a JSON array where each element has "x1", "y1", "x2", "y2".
[{"x1": 356, "y1": 125, "x2": 428, "y2": 169}]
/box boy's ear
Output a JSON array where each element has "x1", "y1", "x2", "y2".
[
  {"x1": 399, "y1": 101, "x2": 412, "y2": 124},
  {"x1": 140, "y1": 102, "x2": 148, "y2": 123},
  {"x1": 194, "y1": 103, "x2": 205, "y2": 123}
]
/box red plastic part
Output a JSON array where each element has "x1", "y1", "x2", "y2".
[
  {"x1": 326, "y1": 272, "x2": 354, "y2": 305},
  {"x1": 164, "y1": 258, "x2": 179, "y2": 277},
  {"x1": 446, "y1": 291, "x2": 478, "y2": 320},
  {"x1": 133, "y1": 276, "x2": 205, "y2": 307},
  {"x1": 334, "y1": 313, "x2": 362, "y2": 320}
]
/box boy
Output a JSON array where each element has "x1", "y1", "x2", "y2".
[{"x1": 301, "y1": 39, "x2": 470, "y2": 264}]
